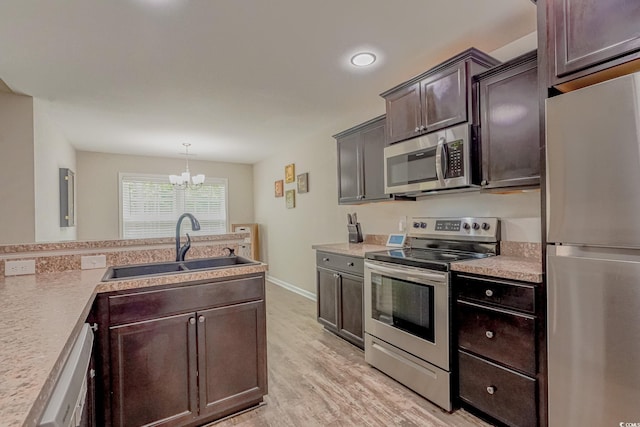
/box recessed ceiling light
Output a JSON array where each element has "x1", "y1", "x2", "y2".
[{"x1": 350, "y1": 52, "x2": 377, "y2": 67}]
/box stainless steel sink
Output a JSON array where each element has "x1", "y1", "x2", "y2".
[{"x1": 102, "y1": 256, "x2": 258, "y2": 281}]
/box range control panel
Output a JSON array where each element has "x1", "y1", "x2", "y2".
[{"x1": 408, "y1": 217, "x2": 500, "y2": 242}]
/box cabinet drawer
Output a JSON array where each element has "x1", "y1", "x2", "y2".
[
  {"x1": 457, "y1": 301, "x2": 535, "y2": 375},
  {"x1": 459, "y1": 350, "x2": 537, "y2": 427},
  {"x1": 109, "y1": 275, "x2": 264, "y2": 325},
  {"x1": 316, "y1": 252, "x2": 363, "y2": 276},
  {"x1": 456, "y1": 274, "x2": 535, "y2": 313}
]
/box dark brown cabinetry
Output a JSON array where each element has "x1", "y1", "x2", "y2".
[
  {"x1": 316, "y1": 251, "x2": 364, "y2": 348},
  {"x1": 381, "y1": 48, "x2": 499, "y2": 144},
  {"x1": 474, "y1": 51, "x2": 540, "y2": 190},
  {"x1": 96, "y1": 274, "x2": 267, "y2": 427},
  {"x1": 548, "y1": 0, "x2": 640, "y2": 91},
  {"x1": 334, "y1": 115, "x2": 390, "y2": 204},
  {"x1": 455, "y1": 273, "x2": 538, "y2": 427}
]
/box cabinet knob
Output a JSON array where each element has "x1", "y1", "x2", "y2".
[
  {"x1": 481, "y1": 180, "x2": 489, "y2": 186},
  {"x1": 347, "y1": 262, "x2": 354, "y2": 267},
  {"x1": 323, "y1": 257, "x2": 329, "y2": 262},
  {"x1": 485, "y1": 289, "x2": 494, "y2": 297},
  {"x1": 485, "y1": 331, "x2": 494, "y2": 339},
  {"x1": 189, "y1": 318, "x2": 196, "y2": 325},
  {"x1": 415, "y1": 127, "x2": 420, "y2": 133},
  {"x1": 334, "y1": 273, "x2": 339, "y2": 279},
  {"x1": 419, "y1": 125, "x2": 425, "y2": 131},
  {"x1": 199, "y1": 316, "x2": 205, "y2": 323},
  {"x1": 486, "y1": 386, "x2": 496, "y2": 395}
]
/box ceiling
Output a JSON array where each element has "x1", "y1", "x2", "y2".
[{"x1": 0, "y1": 0, "x2": 536, "y2": 164}]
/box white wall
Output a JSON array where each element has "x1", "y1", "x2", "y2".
[
  {"x1": 76, "y1": 151, "x2": 254, "y2": 241},
  {"x1": 0, "y1": 92, "x2": 35, "y2": 244},
  {"x1": 33, "y1": 99, "x2": 77, "y2": 242},
  {"x1": 253, "y1": 32, "x2": 540, "y2": 295}
]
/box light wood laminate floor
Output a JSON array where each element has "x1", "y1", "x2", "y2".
[{"x1": 213, "y1": 281, "x2": 490, "y2": 427}]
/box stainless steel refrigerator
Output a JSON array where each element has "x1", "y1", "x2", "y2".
[{"x1": 546, "y1": 72, "x2": 640, "y2": 426}]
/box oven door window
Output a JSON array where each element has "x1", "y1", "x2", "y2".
[
  {"x1": 370, "y1": 271, "x2": 435, "y2": 343},
  {"x1": 386, "y1": 147, "x2": 438, "y2": 188}
]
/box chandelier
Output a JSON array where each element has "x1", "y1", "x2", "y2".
[{"x1": 169, "y1": 143, "x2": 205, "y2": 189}]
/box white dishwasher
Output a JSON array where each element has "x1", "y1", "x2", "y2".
[{"x1": 39, "y1": 323, "x2": 94, "y2": 427}]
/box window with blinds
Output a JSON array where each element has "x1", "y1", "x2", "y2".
[{"x1": 120, "y1": 174, "x2": 228, "y2": 239}]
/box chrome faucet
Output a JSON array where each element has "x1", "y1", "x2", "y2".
[{"x1": 176, "y1": 213, "x2": 201, "y2": 261}]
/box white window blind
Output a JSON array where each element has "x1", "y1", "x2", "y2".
[{"x1": 120, "y1": 174, "x2": 228, "y2": 239}]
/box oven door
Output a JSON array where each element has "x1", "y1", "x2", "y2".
[{"x1": 364, "y1": 259, "x2": 450, "y2": 371}]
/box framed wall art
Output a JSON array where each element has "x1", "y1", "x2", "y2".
[
  {"x1": 285, "y1": 163, "x2": 295, "y2": 183},
  {"x1": 285, "y1": 189, "x2": 296, "y2": 209},
  {"x1": 297, "y1": 172, "x2": 309, "y2": 193},
  {"x1": 274, "y1": 179, "x2": 284, "y2": 197}
]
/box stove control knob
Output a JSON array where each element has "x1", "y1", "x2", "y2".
[
  {"x1": 463, "y1": 223, "x2": 471, "y2": 230},
  {"x1": 420, "y1": 222, "x2": 427, "y2": 229},
  {"x1": 472, "y1": 223, "x2": 480, "y2": 230},
  {"x1": 481, "y1": 222, "x2": 490, "y2": 230},
  {"x1": 413, "y1": 222, "x2": 420, "y2": 228}
]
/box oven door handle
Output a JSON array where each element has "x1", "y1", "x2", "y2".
[{"x1": 365, "y1": 260, "x2": 447, "y2": 285}]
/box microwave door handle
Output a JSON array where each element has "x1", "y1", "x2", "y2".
[{"x1": 435, "y1": 137, "x2": 446, "y2": 186}]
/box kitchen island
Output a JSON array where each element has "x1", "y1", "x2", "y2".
[{"x1": 0, "y1": 259, "x2": 267, "y2": 427}]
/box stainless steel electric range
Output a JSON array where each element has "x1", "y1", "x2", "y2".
[{"x1": 363, "y1": 217, "x2": 500, "y2": 411}]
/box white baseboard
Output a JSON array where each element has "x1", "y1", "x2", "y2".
[{"x1": 267, "y1": 275, "x2": 316, "y2": 301}]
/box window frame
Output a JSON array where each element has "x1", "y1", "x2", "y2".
[{"x1": 118, "y1": 172, "x2": 229, "y2": 239}]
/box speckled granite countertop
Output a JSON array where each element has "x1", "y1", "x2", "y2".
[
  {"x1": 311, "y1": 243, "x2": 389, "y2": 258},
  {"x1": 450, "y1": 256, "x2": 543, "y2": 283},
  {"x1": 0, "y1": 263, "x2": 268, "y2": 427}
]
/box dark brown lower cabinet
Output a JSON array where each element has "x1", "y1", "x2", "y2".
[
  {"x1": 197, "y1": 301, "x2": 267, "y2": 419},
  {"x1": 97, "y1": 274, "x2": 267, "y2": 427},
  {"x1": 110, "y1": 313, "x2": 198, "y2": 427},
  {"x1": 316, "y1": 251, "x2": 364, "y2": 349},
  {"x1": 455, "y1": 273, "x2": 540, "y2": 427}
]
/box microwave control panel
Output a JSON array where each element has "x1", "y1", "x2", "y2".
[{"x1": 445, "y1": 140, "x2": 464, "y2": 178}]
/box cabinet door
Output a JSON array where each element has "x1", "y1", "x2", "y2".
[
  {"x1": 360, "y1": 118, "x2": 391, "y2": 202},
  {"x1": 422, "y1": 62, "x2": 467, "y2": 133},
  {"x1": 337, "y1": 132, "x2": 361, "y2": 203},
  {"x1": 384, "y1": 82, "x2": 422, "y2": 144},
  {"x1": 552, "y1": 0, "x2": 640, "y2": 80},
  {"x1": 338, "y1": 272, "x2": 364, "y2": 348},
  {"x1": 109, "y1": 313, "x2": 198, "y2": 427},
  {"x1": 317, "y1": 267, "x2": 339, "y2": 331},
  {"x1": 479, "y1": 61, "x2": 540, "y2": 189},
  {"x1": 196, "y1": 301, "x2": 267, "y2": 419}
]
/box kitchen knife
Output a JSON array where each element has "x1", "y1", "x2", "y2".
[
  {"x1": 347, "y1": 213, "x2": 353, "y2": 224},
  {"x1": 352, "y1": 212, "x2": 358, "y2": 224}
]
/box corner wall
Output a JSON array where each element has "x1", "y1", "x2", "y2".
[
  {"x1": 33, "y1": 99, "x2": 77, "y2": 242},
  {"x1": 0, "y1": 92, "x2": 35, "y2": 244}
]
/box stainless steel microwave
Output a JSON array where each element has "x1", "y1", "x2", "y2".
[{"x1": 384, "y1": 123, "x2": 475, "y2": 196}]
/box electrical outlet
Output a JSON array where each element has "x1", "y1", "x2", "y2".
[
  {"x1": 5, "y1": 260, "x2": 36, "y2": 276},
  {"x1": 81, "y1": 255, "x2": 107, "y2": 270}
]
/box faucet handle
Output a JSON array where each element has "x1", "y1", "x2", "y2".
[{"x1": 224, "y1": 247, "x2": 235, "y2": 256}]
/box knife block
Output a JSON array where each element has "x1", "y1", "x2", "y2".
[{"x1": 348, "y1": 223, "x2": 363, "y2": 243}]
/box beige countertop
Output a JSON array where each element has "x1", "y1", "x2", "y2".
[
  {"x1": 451, "y1": 255, "x2": 543, "y2": 283},
  {"x1": 311, "y1": 242, "x2": 389, "y2": 258},
  {"x1": 0, "y1": 262, "x2": 268, "y2": 427},
  {"x1": 313, "y1": 242, "x2": 543, "y2": 283}
]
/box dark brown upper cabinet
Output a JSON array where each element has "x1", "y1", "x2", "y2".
[
  {"x1": 334, "y1": 115, "x2": 391, "y2": 204},
  {"x1": 474, "y1": 51, "x2": 540, "y2": 190},
  {"x1": 381, "y1": 48, "x2": 500, "y2": 144},
  {"x1": 549, "y1": 0, "x2": 640, "y2": 91}
]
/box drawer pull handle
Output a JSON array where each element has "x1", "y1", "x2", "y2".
[
  {"x1": 485, "y1": 289, "x2": 494, "y2": 297},
  {"x1": 485, "y1": 331, "x2": 494, "y2": 339},
  {"x1": 347, "y1": 262, "x2": 354, "y2": 267},
  {"x1": 323, "y1": 257, "x2": 329, "y2": 262},
  {"x1": 486, "y1": 386, "x2": 496, "y2": 395}
]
